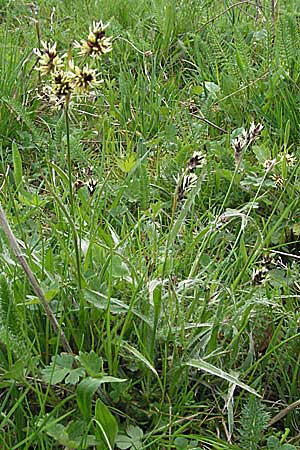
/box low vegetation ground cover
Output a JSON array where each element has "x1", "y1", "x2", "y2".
[{"x1": 1, "y1": 0, "x2": 300, "y2": 448}]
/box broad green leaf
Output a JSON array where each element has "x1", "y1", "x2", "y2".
[
  {"x1": 94, "y1": 399, "x2": 118, "y2": 450},
  {"x1": 77, "y1": 376, "x2": 126, "y2": 423},
  {"x1": 191, "y1": 85, "x2": 204, "y2": 95},
  {"x1": 55, "y1": 353, "x2": 74, "y2": 369},
  {"x1": 25, "y1": 287, "x2": 59, "y2": 305},
  {"x1": 186, "y1": 359, "x2": 260, "y2": 397},
  {"x1": 18, "y1": 190, "x2": 47, "y2": 207},
  {"x1": 117, "y1": 154, "x2": 137, "y2": 173},
  {"x1": 77, "y1": 377, "x2": 101, "y2": 423},
  {"x1": 46, "y1": 423, "x2": 71, "y2": 447},
  {"x1": 204, "y1": 81, "x2": 220, "y2": 97},
  {"x1": 111, "y1": 255, "x2": 130, "y2": 278},
  {"x1": 45, "y1": 421, "x2": 97, "y2": 448},
  {"x1": 84, "y1": 289, "x2": 128, "y2": 314},
  {"x1": 267, "y1": 436, "x2": 280, "y2": 449},
  {"x1": 174, "y1": 437, "x2": 189, "y2": 449}
]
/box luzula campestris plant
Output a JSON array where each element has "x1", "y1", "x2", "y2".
[{"x1": 34, "y1": 21, "x2": 113, "y2": 296}]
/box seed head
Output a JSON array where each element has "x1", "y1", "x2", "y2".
[
  {"x1": 187, "y1": 151, "x2": 206, "y2": 171},
  {"x1": 284, "y1": 152, "x2": 296, "y2": 167},
  {"x1": 263, "y1": 158, "x2": 276, "y2": 172},
  {"x1": 231, "y1": 130, "x2": 248, "y2": 163},
  {"x1": 271, "y1": 174, "x2": 284, "y2": 188},
  {"x1": 177, "y1": 172, "x2": 198, "y2": 200},
  {"x1": 231, "y1": 122, "x2": 263, "y2": 164},
  {"x1": 248, "y1": 122, "x2": 264, "y2": 142}
]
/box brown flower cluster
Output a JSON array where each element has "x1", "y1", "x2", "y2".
[
  {"x1": 231, "y1": 122, "x2": 263, "y2": 164},
  {"x1": 176, "y1": 151, "x2": 207, "y2": 201}
]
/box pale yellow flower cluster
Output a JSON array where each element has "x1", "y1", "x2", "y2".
[
  {"x1": 34, "y1": 20, "x2": 112, "y2": 107},
  {"x1": 74, "y1": 20, "x2": 113, "y2": 58},
  {"x1": 33, "y1": 41, "x2": 64, "y2": 75}
]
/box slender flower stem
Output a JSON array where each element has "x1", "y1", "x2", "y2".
[
  {"x1": 65, "y1": 101, "x2": 74, "y2": 217},
  {"x1": 64, "y1": 100, "x2": 82, "y2": 291}
]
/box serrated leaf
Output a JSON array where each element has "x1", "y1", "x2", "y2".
[
  {"x1": 18, "y1": 190, "x2": 47, "y2": 207},
  {"x1": 45, "y1": 421, "x2": 97, "y2": 448},
  {"x1": 46, "y1": 423, "x2": 71, "y2": 446},
  {"x1": 65, "y1": 367, "x2": 86, "y2": 385},
  {"x1": 41, "y1": 354, "x2": 75, "y2": 384},
  {"x1": 55, "y1": 353, "x2": 74, "y2": 369},
  {"x1": 77, "y1": 350, "x2": 102, "y2": 376},
  {"x1": 117, "y1": 154, "x2": 137, "y2": 173},
  {"x1": 42, "y1": 366, "x2": 70, "y2": 384}
]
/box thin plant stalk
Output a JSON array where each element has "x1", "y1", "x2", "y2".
[
  {"x1": 64, "y1": 100, "x2": 82, "y2": 292},
  {"x1": 0, "y1": 202, "x2": 73, "y2": 354}
]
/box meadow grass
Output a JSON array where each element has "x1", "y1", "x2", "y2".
[{"x1": 1, "y1": 0, "x2": 300, "y2": 448}]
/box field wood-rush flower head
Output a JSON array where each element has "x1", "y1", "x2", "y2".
[
  {"x1": 34, "y1": 41, "x2": 65, "y2": 75},
  {"x1": 74, "y1": 20, "x2": 113, "y2": 58}
]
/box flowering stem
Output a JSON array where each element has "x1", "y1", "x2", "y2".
[
  {"x1": 64, "y1": 101, "x2": 82, "y2": 292},
  {"x1": 65, "y1": 102, "x2": 74, "y2": 216}
]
